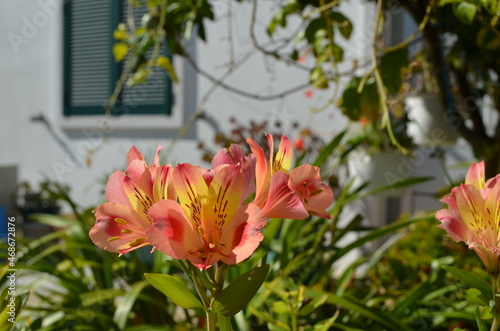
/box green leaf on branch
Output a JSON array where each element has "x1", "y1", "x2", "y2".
[
  {"x1": 379, "y1": 47, "x2": 409, "y2": 94},
  {"x1": 144, "y1": 273, "x2": 204, "y2": 309},
  {"x1": 442, "y1": 266, "x2": 492, "y2": 305},
  {"x1": 331, "y1": 12, "x2": 353, "y2": 39},
  {"x1": 112, "y1": 42, "x2": 129, "y2": 62},
  {"x1": 453, "y1": 2, "x2": 477, "y2": 24},
  {"x1": 156, "y1": 56, "x2": 179, "y2": 83},
  {"x1": 213, "y1": 264, "x2": 270, "y2": 317},
  {"x1": 310, "y1": 66, "x2": 329, "y2": 89},
  {"x1": 339, "y1": 77, "x2": 362, "y2": 121}
]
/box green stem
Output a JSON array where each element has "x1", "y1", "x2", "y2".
[
  {"x1": 370, "y1": 0, "x2": 407, "y2": 154},
  {"x1": 492, "y1": 273, "x2": 500, "y2": 331},
  {"x1": 206, "y1": 310, "x2": 216, "y2": 331},
  {"x1": 291, "y1": 313, "x2": 298, "y2": 331}
]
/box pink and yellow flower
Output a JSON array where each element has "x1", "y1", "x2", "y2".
[
  {"x1": 146, "y1": 163, "x2": 267, "y2": 270},
  {"x1": 90, "y1": 136, "x2": 334, "y2": 269},
  {"x1": 90, "y1": 146, "x2": 176, "y2": 255},
  {"x1": 247, "y1": 134, "x2": 333, "y2": 219},
  {"x1": 436, "y1": 161, "x2": 500, "y2": 273}
]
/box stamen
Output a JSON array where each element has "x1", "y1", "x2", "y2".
[
  {"x1": 114, "y1": 218, "x2": 127, "y2": 224},
  {"x1": 108, "y1": 236, "x2": 121, "y2": 242},
  {"x1": 128, "y1": 237, "x2": 146, "y2": 247}
]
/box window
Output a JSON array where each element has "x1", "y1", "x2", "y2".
[{"x1": 63, "y1": 1, "x2": 172, "y2": 116}]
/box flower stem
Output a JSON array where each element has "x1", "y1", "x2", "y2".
[
  {"x1": 206, "y1": 310, "x2": 216, "y2": 331},
  {"x1": 492, "y1": 273, "x2": 500, "y2": 331}
]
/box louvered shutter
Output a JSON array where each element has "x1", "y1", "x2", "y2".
[{"x1": 63, "y1": 1, "x2": 171, "y2": 116}]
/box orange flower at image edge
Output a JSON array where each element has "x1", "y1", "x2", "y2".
[
  {"x1": 436, "y1": 161, "x2": 500, "y2": 273},
  {"x1": 90, "y1": 135, "x2": 334, "y2": 270}
]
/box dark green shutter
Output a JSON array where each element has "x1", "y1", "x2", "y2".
[{"x1": 63, "y1": 1, "x2": 171, "y2": 116}]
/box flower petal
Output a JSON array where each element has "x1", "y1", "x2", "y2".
[
  {"x1": 173, "y1": 163, "x2": 209, "y2": 228},
  {"x1": 146, "y1": 199, "x2": 200, "y2": 261},
  {"x1": 152, "y1": 164, "x2": 176, "y2": 202},
  {"x1": 220, "y1": 203, "x2": 267, "y2": 265},
  {"x1": 262, "y1": 171, "x2": 309, "y2": 220},
  {"x1": 288, "y1": 165, "x2": 333, "y2": 219},
  {"x1": 212, "y1": 144, "x2": 256, "y2": 202},
  {"x1": 206, "y1": 165, "x2": 244, "y2": 241},
  {"x1": 455, "y1": 184, "x2": 486, "y2": 231},
  {"x1": 485, "y1": 181, "x2": 500, "y2": 240},
  {"x1": 465, "y1": 161, "x2": 485, "y2": 189},
  {"x1": 153, "y1": 145, "x2": 162, "y2": 167},
  {"x1": 123, "y1": 167, "x2": 154, "y2": 221},
  {"x1": 126, "y1": 146, "x2": 145, "y2": 165},
  {"x1": 105, "y1": 171, "x2": 131, "y2": 207},
  {"x1": 247, "y1": 137, "x2": 270, "y2": 207},
  {"x1": 273, "y1": 135, "x2": 293, "y2": 173},
  {"x1": 436, "y1": 208, "x2": 471, "y2": 243},
  {"x1": 90, "y1": 202, "x2": 150, "y2": 255}
]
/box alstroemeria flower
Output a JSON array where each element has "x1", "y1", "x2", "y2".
[
  {"x1": 247, "y1": 135, "x2": 333, "y2": 219},
  {"x1": 90, "y1": 146, "x2": 176, "y2": 255},
  {"x1": 246, "y1": 135, "x2": 293, "y2": 208},
  {"x1": 436, "y1": 161, "x2": 500, "y2": 273},
  {"x1": 146, "y1": 163, "x2": 267, "y2": 270}
]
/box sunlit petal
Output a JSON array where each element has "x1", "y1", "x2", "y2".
[
  {"x1": 146, "y1": 199, "x2": 200, "y2": 261},
  {"x1": 91, "y1": 202, "x2": 150, "y2": 255},
  {"x1": 465, "y1": 161, "x2": 485, "y2": 189},
  {"x1": 105, "y1": 171, "x2": 131, "y2": 207},
  {"x1": 262, "y1": 171, "x2": 309, "y2": 220},
  {"x1": 173, "y1": 163, "x2": 209, "y2": 228},
  {"x1": 220, "y1": 203, "x2": 267, "y2": 265}
]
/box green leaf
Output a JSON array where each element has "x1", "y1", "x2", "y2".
[
  {"x1": 312, "y1": 129, "x2": 346, "y2": 167},
  {"x1": 334, "y1": 214, "x2": 433, "y2": 262},
  {"x1": 144, "y1": 273, "x2": 204, "y2": 309},
  {"x1": 113, "y1": 281, "x2": 149, "y2": 329},
  {"x1": 218, "y1": 314, "x2": 233, "y2": 331},
  {"x1": 442, "y1": 266, "x2": 492, "y2": 304},
  {"x1": 339, "y1": 77, "x2": 362, "y2": 121},
  {"x1": 331, "y1": 12, "x2": 353, "y2": 39},
  {"x1": 298, "y1": 294, "x2": 328, "y2": 316},
  {"x1": 213, "y1": 264, "x2": 270, "y2": 317},
  {"x1": 379, "y1": 47, "x2": 409, "y2": 94},
  {"x1": 453, "y1": 2, "x2": 477, "y2": 24},
  {"x1": 272, "y1": 301, "x2": 290, "y2": 314},
  {"x1": 113, "y1": 42, "x2": 129, "y2": 62},
  {"x1": 156, "y1": 56, "x2": 179, "y2": 83},
  {"x1": 310, "y1": 66, "x2": 329, "y2": 89},
  {"x1": 304, "y1": 289, "x2": 412, "y2": 331}
]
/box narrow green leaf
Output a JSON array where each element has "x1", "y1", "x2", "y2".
[
  {"x1": 313, "y1": 130, "x2": 347, "y2": 167},
  {"x1": 144, "y1": 273, "x2": 204, "y2": 309},
  {"x1": 442, "y1": 266, "x2": 492, "y2": 303},
  {"x1": 298, "y1": 294, "x2": 328, "y2": 316},
  {"x1": 334, "y1": 214, "x2": 432, "y2": 262},
  {"x1": 353, "y1": 176, "x2": 433, "y2": 200},
  {"x1": 213, "y1": 264, "x2": 270, "y2": 317},
  {"x1": 113, "y1": 280, "x2": 149, "y2": 329},
  {"x1": 304, "y1": 288, "x2": 412, "y2": 331}
]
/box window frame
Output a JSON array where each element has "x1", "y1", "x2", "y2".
[{"x1": 62, "y1": 1, "x2": 173, "y2": 117}]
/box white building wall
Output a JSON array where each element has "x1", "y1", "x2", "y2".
[{"x1": 0, "y1": 0, "x2": 470, "y2": 218}]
